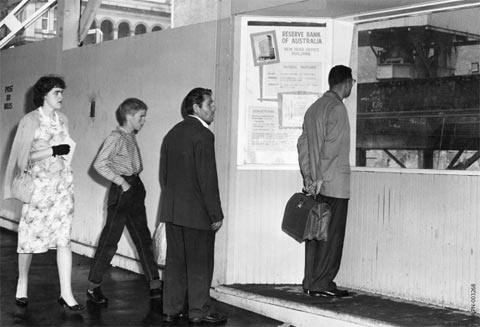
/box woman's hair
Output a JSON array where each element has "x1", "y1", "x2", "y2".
[
  {"x1": 32, "y1": 75, "x2": 66, "y2": 107},
  {"x1": 328, "y1": 65, "x2": 352, "y2": 88},
  {"x1": 181, "y1": 87, "x2": 212, "y2": 118},
  {"x1": 115, "y1": 98, "x2": 148, "y2": 125}
]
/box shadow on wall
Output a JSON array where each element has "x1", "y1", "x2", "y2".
[
  {"x1": 155, "y1": 139, "x2": 165, "y2": 228},
  {"x1": 24, "y1": 86, "x2": 34, "y2": 114},
  {"x1": 0, "y1": 87, "x2": 36, "y2": 220},
  {"x1": 86, "y1": 145, "x2": 113, "y2": 246},
  {"x1": 1, "y1": 128, "x2": 16, "y2": 180},
  {"x1": 153, "y1": 138, "x2": 167, "y2": 268},
  {"x1": 154, "y1": 99, "x2": 184, "y2": 229},
  {"x1": 1, "y1": 87, "x2": 35, "y2": 180},
  {"x1": 151, "y1": 101, "x2": 186, "y2": 267}
]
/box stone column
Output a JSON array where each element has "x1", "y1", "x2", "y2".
[
  {"x1": 173, "y1": 0, "x2": 231, "y2": 28},
  {"x1": 56, "y1": 0, "x2": 80, "y2": 50}
]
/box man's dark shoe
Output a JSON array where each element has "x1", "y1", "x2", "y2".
[
  {"x1": 309, "y1": 290, "x2": 323, "y2": 297},
  {"x1": 163, "y1": 314, "x2": 180, "y2": 323},
  {"x1": 86, "y1": 286, "x2": 108, "y2": 305},
  {"x1": 15, "y1": 297, "x2": 28, "y2": 307},
  {"x1": 310, "y1": 288, "x2": 350, "y2": 298},
  {"x1": 302, "y1": 288, "x2": 309, "y2": 295},
  {"x1": 189, "y1": 312, "x2": 227, "y2": 324},
  {"x1": 149, "y1": 287, "x2": 162, "y2": 299}
]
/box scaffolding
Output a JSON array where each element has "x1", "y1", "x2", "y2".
[{"x1": 0, "y1": 0, "x2": 58, "y2": 50}]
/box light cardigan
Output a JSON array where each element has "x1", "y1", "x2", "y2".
[{"x1": 3, "y1": 108, "x2": 69, "y2": 200}]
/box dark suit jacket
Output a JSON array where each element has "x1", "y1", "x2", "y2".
[{"x1": 159, "y1": 116, "x2": 224, "y2": 230}]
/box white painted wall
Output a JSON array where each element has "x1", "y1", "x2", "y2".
[
  {"x1": 61, "y1": 25, "x2": 218, "y2": 266},
  {"x1": 339, "y1": 169, "x2": 479, "y2": 312},
  {"x1": 0, "y1": 20, "x2": 229, "y2": 276}
]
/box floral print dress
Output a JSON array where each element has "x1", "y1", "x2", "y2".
[{"x1": 17, "y1": 110, "x2": 74, "y2": 253}]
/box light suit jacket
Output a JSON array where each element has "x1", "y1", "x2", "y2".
[{"x1": 297, "y1": 91, "x2": 351, "y2": 199}]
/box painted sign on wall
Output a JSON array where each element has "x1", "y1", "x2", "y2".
[{"x1": 4, "y1": 85, "x2": 13, "y2": 110}]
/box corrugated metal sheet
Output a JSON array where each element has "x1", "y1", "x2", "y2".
[
  {"x1": 228, "y1": 169, "x2": 305, "y2": 284},
  {"x1": 227, "y1": 169, "x2": 480, "y2": 312}
]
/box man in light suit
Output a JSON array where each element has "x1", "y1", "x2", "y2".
[
  {"x1": 160, "y1": 88, "x2": 226, "y2": 325},
  {"x1": 297, "y1": 65, "x2": 354, "y2": 298}
]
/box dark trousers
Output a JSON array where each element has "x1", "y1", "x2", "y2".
[
  {"x1": 163, "y1": 222, "x2": 215, "y2": 319},
  {"x1": 303, "y1": 195, "x2": 349, "y2": 292},
  {"x1": 88, "y1": 175, "x2": 159, "y2": 284}
]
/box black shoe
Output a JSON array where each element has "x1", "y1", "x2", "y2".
[
  {"x1": 58, "y1": 297, "x2": 85, "y2": 312},
  {"x1": 15, "y1": 297, "x2": 28, "y2": 307},
  {"x1": 149, "y1": 287, "x2": 162, "y2": 299},
  {"x1": 189, "y1": 312, "x2": 227, "y2": 324},
  {"x1": 310, "y1": 289, "x2": 350, "y2": 298},
  {"x1": 303, "y1": 288, "x2": 309, "y2": 295},
  {"x1": 163, "y1": 314, "x2": 180, "y2": 323},
  {"x1": 86, "y1": 287, "x2": 108, "y2": 305}
]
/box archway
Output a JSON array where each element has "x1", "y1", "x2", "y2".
[
  {"x1": 100, "y1": 19, "x2": 113, "y2": 41},
  {"x1": 118, "y1": 22, "x2": 131, "y2": 38},
  {"x1": 135, "y1": 24, "x2": 147, "y2": 35}
]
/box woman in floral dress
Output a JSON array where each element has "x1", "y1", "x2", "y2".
[{"x1": 3, "y1": 76, "x2": 84, "y2": 311}]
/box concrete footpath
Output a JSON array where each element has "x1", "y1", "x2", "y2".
[{"x1": 212, "y1": 283, "x2": 480, "y2": 327}]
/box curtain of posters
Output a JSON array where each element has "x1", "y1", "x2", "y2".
[{"x1": 240, "y1": 18, "x2": 331, "y2": 165}]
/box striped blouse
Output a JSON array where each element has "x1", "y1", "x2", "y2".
[{"x1": 93, "y1": 127, "x2": 143, "y2": 185}]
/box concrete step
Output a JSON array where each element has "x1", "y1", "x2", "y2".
[{"x1": 211, "y1": 284, "x2": 480, "y2": 327}]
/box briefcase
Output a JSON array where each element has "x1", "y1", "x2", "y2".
[{"x1": 281, "y1": 192, "x2": 331, "y2": 243}]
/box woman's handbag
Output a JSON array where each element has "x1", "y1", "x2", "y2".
[
  {"x1": 281, "y1": 192, "x2": 331, "y2": 243},
  {"x1": 11, "y1": 165, "x2": 34, "y2": 203}
]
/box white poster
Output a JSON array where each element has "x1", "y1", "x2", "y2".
[
  {"x1": 239, "y1": 18, "x2": 331, "y2": 165},
  {"x1": 279, "y1": 93, "x2": 321, "y2": 128},
  {"x1": 245, "y1": 106, "x2": 301, "y2": 164},
  {"x1": 262, "y1": 63, "x2": 322, "y2": 100}
]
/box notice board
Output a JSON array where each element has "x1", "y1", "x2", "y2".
[{"x1": 237, "y1": 17, "x2": 332, "y2": 166}]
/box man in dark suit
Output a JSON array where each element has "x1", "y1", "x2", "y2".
[
  {"x1": 297, "y1": 65, "x2": 354, "y2": 298},
  {"x1": 159, "y1": 87, "x2": 226, "y2": 325}
]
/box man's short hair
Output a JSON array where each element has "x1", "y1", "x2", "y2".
[
  {"x1": 33, "y1": 75, "x2": 66, "y2": 107},
  {"x1": 328, "y1": 65, "x2": 352, "y2": 88},
  {"x1": 115, "y1": 98, "x2": 148, "y2": 125},
  {"x1": 181, "y1": 87, "x2": 212, "y2": 118}
]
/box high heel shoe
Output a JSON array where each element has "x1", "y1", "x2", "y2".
[
  {"x1": 58, "y1": 297, "x2": 85, "y2": 312},
  {"x1": 15, "y1": 297, "x2": 28, "y2": 307}
]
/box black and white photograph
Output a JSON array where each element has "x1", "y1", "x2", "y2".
[
  {"x1": 0, "y1": 1, "x2": 479, "y2": 327},
  {"x1": 250, "y1": 30, "x2": 280, "y2": 66}
]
